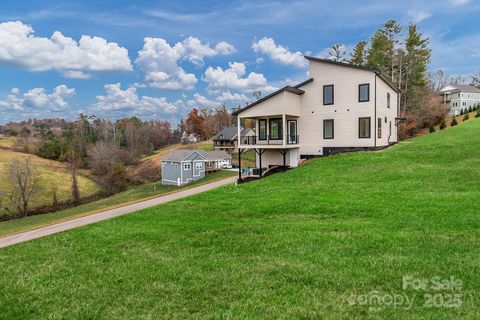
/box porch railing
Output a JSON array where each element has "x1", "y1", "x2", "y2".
[{"x1": 240, "y1": 135, "x2": 299, "y2": 145}]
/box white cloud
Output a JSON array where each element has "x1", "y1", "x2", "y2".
[
  {"x1": 203, "y1": 62, "x2": 276, "y2": 94},
  {"x1": 215, "y1": 91, "x2": 249, "y2": 103},
  {"x1": 91, "y1": 83, "x2": 178, "y2": 115},
  {"x1": 191, "y1": 93, "x2": 220, "y2": 108},
  {"x1": 136, "y1": 36, "x2": 236, "y2": 90},
  {"x1": 408, "y1": 10, "x2": 431, "y2": 22},
  {"x1": 0, "y1": 85, "x2": 75, "y2": 112},
  {"x1": 450, "y1": 0, "x2": 470, "y2": 6},
  {"x1": 0, "y1": 21, "x2": 132, "y2": 78},
  {"x1": 252, "y1": 37, "x2": 306, "y2": 68}
]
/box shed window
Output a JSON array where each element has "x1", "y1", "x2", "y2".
[
  {"x1": 359, "y1": 84, "x2": 370, "y2": 102},
  {"x1": 184, "y1": 163, "x2": 191, "y2": 170},
  {"x1": 323, "y1": 85, "x2": 334, "y2": 105},
  {"x1": 323, "y1": 119, "x2": 334, "y2": 139},
  {"x1": 195, "y1": 162, "x2": 203, "y2": 170},
  {"x1": 359, "y1": 117, "x2": 371, "y2": 138}
]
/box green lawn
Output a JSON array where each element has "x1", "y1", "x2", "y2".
[
  {"x1": 1, "y1": 120, "x2": 479, "y2": 319},
  {"x1": 0, "y1": 170, "x2": 236, "y2": 238}
]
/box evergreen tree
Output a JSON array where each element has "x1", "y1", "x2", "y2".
[
  {"x1": 451, "y1": 117, "x2": 458, "y2": 126},
  {"x1": 380, "y1": 20, "x2": 402, "y2": 80},
  {"x1": 439, "y1": 120, "x2": 446, "y2": 130},
  {"x1": 350, "y1": 40, "x2": 368, "y2": 65},
  {"x1": 366, "y1": 30, "x2": 392, "y2": 71}
]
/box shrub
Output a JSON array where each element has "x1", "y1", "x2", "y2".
[
  {"x1": 429, "y1": 125, "x2": 436, "y2": 133},
  {"x1": 36, "y1": 138, "x2": 63, "y2": 160},
  {"x1": 476, "y1": 110, "x2": 480, "y2": 118},
  {"x1": 463, "y1": 114, "x2": 469, "y2": 121},
  {"x1": 468, "y1": 106, "x2": 473, "y2": 113},
  {"x1": 460, "y1": 109, "x2": 464, "y2": 115},
  {"x1": 439, "y1": 120, "x2": 446, "y2": 130},
  {"x1": 451, "y1": 117, "x2": 458, "y2": 126}
]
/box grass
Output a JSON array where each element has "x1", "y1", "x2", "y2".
[
  {"x1": 0, "y1": 137, "x2": 16, "y2": 148},
  {"x1": 0, "y1": 150, "x2": 99, "y2": 216},
  {"x1": 0, "y1": 170, "x2": 236, "y2": 238},
  {"x1": 1, "y1": 120, "x2": 479, "y2": 319}
]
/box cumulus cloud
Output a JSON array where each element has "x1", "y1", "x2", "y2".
[
  {"x1": 136, "y1": 36, "x2": 236, "y2": 90},
  {"x1": 203, "y1": 62, "x2": 275, "y2": 94},
  {"x1": 252, "y1": 37, "x2": 306, "y2": 68},
  {"x1": 0, "y1": 21, "x2": 132, "y2": 78},
  {"x1": 215, "y1": 91, "x2": 249, "y2": 103},
  {"x1": 0, "y1": 85, "x2": 75, "y2": 112},
  {"x1": 91, "y1": 83, "x2": 179, "y2": 116}
]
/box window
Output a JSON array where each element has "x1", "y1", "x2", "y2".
[
  {"x1": 389, "y1": 121, "x2": 392, "y2": 137},
  {"x1": 269, "y1": 118, "x2": 283, "y2": 140},
  {"x1": 387, "y1": 92, "x2": 391, "y2": 108},
  {"x1": 195, "y1": 162, "x2": 203, "y2": 170},
  {"x1": 258, "y1": 119, "x2": 267, "y2": 140},
  {"x1": 384, "y1": 117, "x2": 387, "y2": 123},
  {"x1": 359, "y1": 84, "x2": 370, "y2": 102},
  {"x1": 184, "y1": 163, "x2": 191, "y2": 170},
  {"x1": 323, "y1": 85, "x2": 334, "y2": 105},
  {"x1": 323, "y1": 119, "x2": 334, "y2": 139},
  {"x1": 377, "y1": 118, "x2": 382, "y2": 139},
  {"x1": 174, "y1": 163, "x2": 179, "y2": 170},
  {"x1": 359, "y1": 117, "x2": 371, "y2": 138}
]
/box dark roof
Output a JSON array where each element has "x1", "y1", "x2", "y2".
[
  {"x1": 212, "y1": 126, "x2": 253, "y2": 141},
  {"x1": 197, "y1": 150, "x2": 231, "y2": 160},
  {"x1": 446, "y1": 84, "x2": 480, "y2": 93},
  {"x1": 232, "y1": 84, "x2": 307, "y2": 116},
  {"x1": 304, "y1": 56, "x2": 400, "y2": 93},
  {"x1": 162, "y1": 149, "x2": 231, "y2": 162}
]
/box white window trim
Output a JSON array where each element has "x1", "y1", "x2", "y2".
[{"x1": 184, "y1": 163, "x2": 191, "y2": 170}]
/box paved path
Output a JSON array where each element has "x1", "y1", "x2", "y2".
[{"x1": 0, "y1": 176, "x2": 237, "y2": 249}]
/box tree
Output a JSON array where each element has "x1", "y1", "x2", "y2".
[
  {"x1": 350, "y1": 40, "x2": 368, "y2": 65},
  {"x1": 87, "y1": 141, "x2": 127, "y2": 194},
  {"x1": 428, "y1": 70, "x2": 464, "y2": 91},
  {"x1": 366, "y1": 30, "x2": 392, "y2": 71},
  {"x1": 471, "y1": 72, "x2": 480, "y2": 88},
  {"x1": 7, "y1": 157, "x2": 38, "y2": 217},
  {"x1": 380, "y1": 20, "x2": 402, "y2": 80},
  {"x1": 328, "y1": 43, "x2": 347, "y2": 62},
  {"x1": 185, "y1": 108, "x2": 206, "y2": 139}
]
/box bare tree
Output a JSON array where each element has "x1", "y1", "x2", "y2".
[
  {"x1": 428, "y1": 70, "x2": 465, "y2": 91},
  {"x1": 252, "y1": 90, "x2": 262, "y2": 100},
  {"x1": 70, "y1": 148, "x2": 80, "y2": 205},
  {"x1": 8, "y1": 157, "x2": 38, "y2": 217},
  {"x1": 328, "y1": 44, "x2": 347, "y2": 62},
  {"x1": 471, "y1": 72, "x2": 480, "y2": 88},
  {"x1": 87, "y1": 141, "x2": 127, "y2": 194}
]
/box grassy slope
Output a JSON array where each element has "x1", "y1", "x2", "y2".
[
  {"x1": 0, "y1": 170, "x2": 236, "y2": 238},
  {"x1": 0, "y1": 150, "x2": 99, "y2": 215},
  {"x1": 0, "y1": 120, "x2": 479, "y2": 319}
]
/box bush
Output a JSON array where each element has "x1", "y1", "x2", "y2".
[
  {"x1": 439, "y1": 120, "x2": 446, "y2": 130},
  {"x1": 468, "y1": 106, "x2": 473, "y2": 113},
  {"x1": 476, "y1": 110, "x2": 480, "y2": 118},
  {"x1": 429, "y1": 125, "x2": 436, "y2": 133},
  {"x1": 451, "y1": 117, "x2": 458, "y2": 126},
  {"x1": 463, "y1": 114, "x2": 469, "y2": 121},
  {"x1": 36, "y1": 139, "x2": 63, "y2": 160},
  {"x1": 460, "y1": 109, "x2": 464, "y2": 115}
]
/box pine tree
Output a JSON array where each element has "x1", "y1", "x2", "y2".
[
  {"x1": 366, "y1": 30, "x2": 392, "y2": 71},
  {"x1": 439, "y1": 119, "x2": 446, "y2": 130},
  {"x1": 350, "y1": 40, "x2": 368, "y2": 65},
  {"x1": 380, "y1": 20, "x2": 402, "y2": 80}
]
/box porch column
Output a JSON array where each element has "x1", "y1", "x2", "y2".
[
  {"x1": 238, "y1": 148, "x2": 243, "y2": 182},
  {"x1": 237, "y1": 116, "x2": 241, "y2": 148},
  {"x1": 282, "y1": 114, "x2": 287, "y2": 146}
]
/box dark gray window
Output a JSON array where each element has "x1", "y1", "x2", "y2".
[
  {"x1": 387, "y1": 92, "x2": 391, "y2": 108},
  {"x1": 359, "y1": 84, "x2": 370, "y2": 102},
  {"x1": 359, "y1": 117, "x2": 371, "y2": 138},
  {"x1": 258, "y1": 119, "x2": 267, "y2": 140},
  {"x1": 323, "y1": 85, "x2": 334, "y2": 105},
  {"x1": 323, "y1": 119, "x2": 334, "y2": 139},
  {"x1": 377, "y1": 118, "x2": 382, "y2": 139},
  {"x1": 269, "y1": 118, "x2": 283, "y2": 140}
]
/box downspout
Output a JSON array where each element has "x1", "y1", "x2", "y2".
[{"x1": 374, "y1": 74, "x2": 377, "y2": 148}]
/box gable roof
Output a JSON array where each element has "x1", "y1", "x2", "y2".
[
  {"x1": 162, "y1": 150, "x2": 204, "y2": 162},
  {"x1": 232, "y1": 82, "x2": 310, "y2": 116},
  {"x1": 304, "y1": 56, "x2": 400, "y2": 93},
  {"x1": 212, "y1": 126, "x2": 253, "y2": 141},
  {"x1": 440, "y1": 84, "x2": 480, "y2": 93},
  {"x1": 197, "y1": 150, "x2": 231, "y2": 160}
]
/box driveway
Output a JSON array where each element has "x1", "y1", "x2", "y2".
[{"x1": 0, "y1": 176, "x2": 237, "y2": 249}]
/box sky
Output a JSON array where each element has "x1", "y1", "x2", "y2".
[{"x1": 0, "y1": 0, "x2": 479, "y2": 124}]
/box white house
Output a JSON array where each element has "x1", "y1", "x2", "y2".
[
  {"x1": 439, "y1": 84, "x2": 480, "y2": 116},
  {"x1": 233, "y1": 56, "x2": 400, "y2": 178}
]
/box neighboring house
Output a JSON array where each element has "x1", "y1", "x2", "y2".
[
  {"x1": 439, "y1": 84, "x2": 480, "y2": 116},
  {"x1": 181, "y1": 131, "x2": 199, "y2": 144},
  {"x1": 212, "y1": 126, "x2": 255, "y2": 153},
  {"x1": 161, "y1": 150, "x2": 231, "y2": 186},
  {"x1": 233, "y1": 56, "x2": 400, "y2": 177}
]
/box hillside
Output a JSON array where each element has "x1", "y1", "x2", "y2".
[
  {"x1": 1, "y1": 119, "x2": 479, "y2": 319},
  {"x1": 0, "y1": 150, "x2": 100, "y2": 217}
]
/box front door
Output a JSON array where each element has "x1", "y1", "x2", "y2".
[{"x1": 287, "y1": 120, "x2": 297, "y2": 144}]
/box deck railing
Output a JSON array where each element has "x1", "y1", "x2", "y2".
[{"x1": 240, "y1": 135, "x2": 299, "y2": 145}]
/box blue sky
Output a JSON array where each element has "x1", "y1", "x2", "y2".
[{"x1": 0, "y1": 0, "x2": 479, "y2": 124}]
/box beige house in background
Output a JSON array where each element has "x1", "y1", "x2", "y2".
[{"x1": 233, "y1": 56, "x2": 400, "y2": 178}]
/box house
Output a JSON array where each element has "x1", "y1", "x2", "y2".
[
  {"x1": 439, "y1": 84, "x2": 480, "y2": 116},
  {"x1": 161, "y1": 150, "x2": 231, "y2": 186},
  {"x1": 180, "y1": 131, "x2": 199, "y2": 144},
  {"x1": 232, "y1": 56, "x2": 401, "y2": 179},
  {"x1": 212, "y1": 126, "x2": 255, "y2": 153}
]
